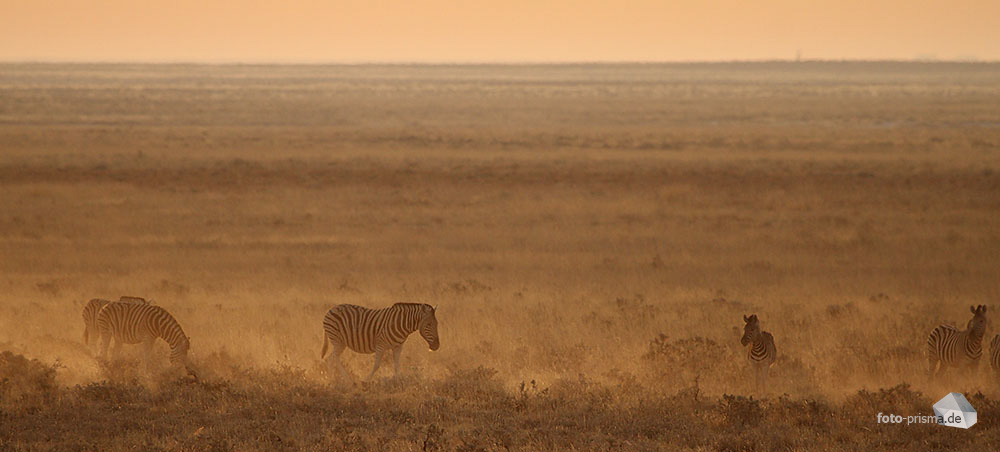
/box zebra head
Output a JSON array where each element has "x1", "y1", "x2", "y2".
[
  {"x1": 968, "y1": 305, "x2": 988, "y2": 339},
  {"x1": 170, "y1": 335, "x2": 191, "y2": 365},
  {"x1": 420, "y1": 304, "x2": 440, "y2": 351},
  {"x1": 170, "y1": 336, "x2": 198, "y2": 379},
  {"x1": 741, "y1": 314, "x2": 760, "y2": 346}
]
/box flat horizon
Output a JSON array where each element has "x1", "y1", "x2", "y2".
[{"x1": 3, "y1": 58, "x2": 999, "y2": 65}]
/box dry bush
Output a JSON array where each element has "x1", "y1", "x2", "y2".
[{"x1": 0, "y1": 351, "x2": 59, "y2": 411}]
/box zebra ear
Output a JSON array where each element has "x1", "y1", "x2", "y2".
[
  {"x1": 743, "y1": 314, "x2": 750, "y2": 322},
  {"x1": 432, "y1": 305, "x2": 438, "y2": 311},
  {"x1": 972, "y1": 305, "x2": 978, "y2": 314}
]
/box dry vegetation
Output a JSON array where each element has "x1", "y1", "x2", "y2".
[{"x1": 1, "y1": 62, "x2": 999, "y2": 450}]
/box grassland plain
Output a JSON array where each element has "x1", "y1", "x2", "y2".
[{"x1": 1, "y1": 62, "x2": 1000, "y2": 450}]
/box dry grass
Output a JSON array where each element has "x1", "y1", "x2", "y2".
[{"x1": 1, "y1": 62, "x2": 1000, "y2": 450}]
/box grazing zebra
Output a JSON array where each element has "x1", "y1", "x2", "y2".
[
  {"x1": 82, "y1": 297, "x2": 150, "y2": 350},
  {"x1": 926, "y1": 305, "x2": 988, "y2": 378},
  {"x1": 741, "y1": 314, "x2": 777, "y2": 394},
  {"x1": 992, "y1": 334, "x2": 1000, "y2": 381},
  {"x1": 97, "y1": 302, "x2": 196, "y2": 378},
  {"x1": 321, "y1": 303, "x2": 439, "y2": 380}
]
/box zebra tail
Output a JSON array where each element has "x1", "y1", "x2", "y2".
[{"x1": 321, "y1": 333, "x2": 329, "y2": 359}]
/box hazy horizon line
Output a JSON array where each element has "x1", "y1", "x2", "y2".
[{"x1": 2, "y1": 57, "x2": 998, "y2": 66}]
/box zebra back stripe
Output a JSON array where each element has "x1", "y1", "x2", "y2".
[
  {"x1": 97, "y1": 302, "x2": 190, "y2": 364},
  {"x1": 118, "y1": 296, "x2": 149, "y2": 303}
]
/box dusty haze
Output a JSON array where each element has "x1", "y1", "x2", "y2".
[
  {"x1": 2, "y1": 1, "x2": 1000, "y2": 62},
  {"x1": 1, "y1": 62, "x2": 1000, "y2": 450}
]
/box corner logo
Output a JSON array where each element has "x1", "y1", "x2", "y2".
[{"x1": 933, "y1": 393, "x2": 977, "y2": 429}]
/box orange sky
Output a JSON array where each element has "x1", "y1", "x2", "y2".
[{"x1": 2, "y1": 0, "x2": 998, "y2": 62}]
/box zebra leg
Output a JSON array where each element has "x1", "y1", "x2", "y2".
[
  {"x1": 112, "y1": 337, "x2": 123, "y2": 360},
  {"x1": 142, "y1": 338, "x2": 155, "y2": 372},
  {"x1": 937, "y1": 362, "x2": 951, "y2": 380},
  {"x1": 754, "y1": 365, "x2": 766, "y2": 395},
  {"x1": 99, "y1": 332, "x2": 111, "y2": 361},
  {"x1": 367, "y1": 349, "x2": 385, "y2": 380},
  {"x1": 927, "y1": 355, "x2": 939, "y2": 379},
  {"x1": 325, "y1": 342, "x2": 351, "y2": 381},
  {"x1": 392, "y1": 346, "x2": 402, "y2": 377},
  {"x1": 87, "y1": 328, "x2": 99, "y2": 354}
]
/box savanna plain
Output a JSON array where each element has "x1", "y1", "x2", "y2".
[{"x1": 1, "y1": 62, "x2": 1000, "y2": 451}]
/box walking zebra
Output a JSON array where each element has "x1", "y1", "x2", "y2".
[
  {"x1": 926, "y1": 305, "x2": 988, "y2": 378},
  {"x1": 741, "y1": 314, "x2": 777, "y2": 394},
  {"x1": 321, "y1": 303, "x2": 439, "y2": 380},
  {"x1": 82, "y1": 296, "x2": 150, "y2": 351},
  {"x1": 96, "y1": 302, "x2": 196, "y2": 378},
  {"x1": 992, "y1": 334, "x2": 1000, "y2": 381}
]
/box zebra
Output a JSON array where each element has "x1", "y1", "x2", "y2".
[
  {"x1": 81, "y1": 296, "x2": 150, "y2": 351},
  {"x1": 926, "y1": 305, "x2": 988, "y2": 378},
  {"x1": 741, "y1": 314, "x2": 777, "y2": 394},
  {"x1": 991, "y1": 334, "x2": 1000, "y2": 381},
  {"x1": 321, "y1": 303, "x2": 439, "y2": 380},
  {"x1": 96, "y1": 302, "x2": 196, "y2": 378}
]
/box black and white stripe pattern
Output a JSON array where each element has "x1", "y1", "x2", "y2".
[
  {"x1": 741, "y1": 314, "x2": 777, "y2": 394},
  {"x1": 991, "y1": 334, "x2": 1000, "y2": 380},
  {"x1": 96, "y1": 302, "x2": 194, "y2": 376},
  {"x1": 82, "y1": 296, "x2": 150, "y2": 349},
  {"x1": 321, "y1": 303, "x2": 439, "y2": 380},
  {"x1": 926, "y1": 305, "x2": 987, "y2": 377}
]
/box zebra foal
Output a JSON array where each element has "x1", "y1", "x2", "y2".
[
  {"x1": 926, "y1": 305, "x2": 987, "y2": 378},
  {"x1": 321, "y1": 303, "x2": 439, "y2": 380},
  {"x1": 741, "y1": 314, "x2": 777, "y2": 394},
  {"x1": 82, "y1": 296, "x2": 150, "y2": 351},
  {"x1": 96, "y1": 302, "x2": 196, "y2": 378}
]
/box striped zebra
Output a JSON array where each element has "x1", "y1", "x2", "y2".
[
  {"x1": 82, "y1": 296, "x2": 150, "y2": 350},
  {"x1": 321, "y1": 303, "x2": 439, "y2": 380},
  {"x1": 96, "y1": 302, "x2": 196, "y2": 378},
  {"x1": 991, "y1": 334, "x2": 1000, "y2": 381},
  {"x1": 741, "y1": 314, "x2": 777, "y2": 394},
  {"x1": 926, "y1": 305, "x2": 988, "y2": 378}
]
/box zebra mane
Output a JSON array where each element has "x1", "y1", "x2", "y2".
[{"x1": 392, "y1": 302, "x2": 430, "y2": 309}]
